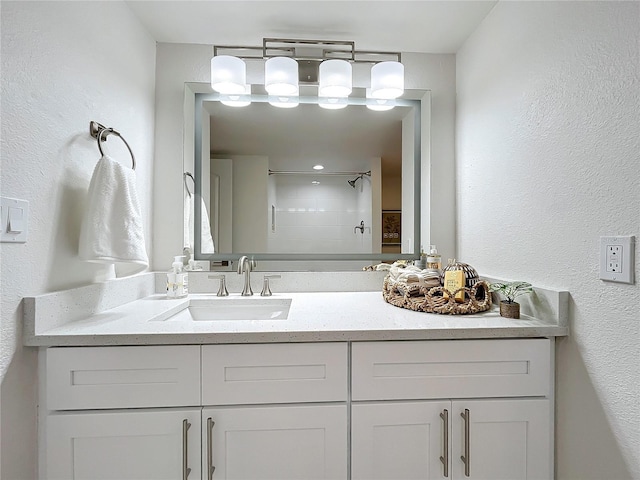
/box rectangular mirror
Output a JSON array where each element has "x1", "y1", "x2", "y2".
[{"x1": 186, "y1": 83, "x2": 429, "y2": 262}]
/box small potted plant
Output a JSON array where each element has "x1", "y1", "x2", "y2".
[{"x1": 489, "y1": 281, "x2": 533, "y2": 319}]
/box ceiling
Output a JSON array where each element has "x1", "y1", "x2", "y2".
[
  {"x1": 126, "y1": 1, "x2": 497, "y2": 54},
  {"x1": 206, "y1": 98, "x2": 413, "y2": 173}
]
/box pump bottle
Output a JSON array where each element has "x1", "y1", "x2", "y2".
[{"x1": 167, "y1": 255, "x2": 189, "y2": 299}]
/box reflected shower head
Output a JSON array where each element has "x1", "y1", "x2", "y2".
[{"x1": 348, "y1": 177, "x2": 359, "y2": 188}]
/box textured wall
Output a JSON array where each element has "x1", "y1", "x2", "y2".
[
  {"x1": 0, "y1": 2, "x2": 156, "y2": 477},
  {"x1": 456, "y1": 2, "x2": 639, "y2": 478}
]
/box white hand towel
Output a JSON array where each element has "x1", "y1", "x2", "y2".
[
  {"x1": 79, "y1": 155, "x2": 148, "y2": 273},
  {"x1": 183, "y1": 191, "x2": 215, "y2": 254}
]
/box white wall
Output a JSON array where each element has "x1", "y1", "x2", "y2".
[
  {"x1": 456, "y1": 2, "x2": 639, "y2": 478},
  {"x1": 154, "y1": 44, "x2": 456, "y2": 268},
  {"x1": 0, "y1": 1, "x2": 156, "y2": 477}
]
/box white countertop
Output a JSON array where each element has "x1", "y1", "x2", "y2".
[{"x1": 25, "y1": 291, "x2": 568, "y2": 346}]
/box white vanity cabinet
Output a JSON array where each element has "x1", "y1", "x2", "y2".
[
  {"x1": 351, "y1": 339, "x2": 554, "y2": 480},
  {"x1": 46, "y1": 408, "x2": 202, "y2": 480},
  {"x1": 42, "y1": 343, "x2": 348, "y2": 480},
  {"x1": 41, "y1": 339, "x2": 553, "y2": 480},
  {"x1": 43, "y1": 346, "x2": 203, "y2": 480},
  {"x1": 200, "y1": 343, "x2": 349, "y2": 479}
]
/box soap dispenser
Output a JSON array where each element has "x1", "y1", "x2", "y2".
[
  {"x1": 167, "y1": 255, "x2": 189, "y2": 299},
  {"x1": 426, "y1": 245, "x2": 442, "y2": 272}
]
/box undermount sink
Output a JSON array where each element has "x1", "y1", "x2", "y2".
[{"x1": 186, "y1": 297, "x2": 292, "y2": 321}]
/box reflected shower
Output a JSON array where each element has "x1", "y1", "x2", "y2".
[{"x1": 348, "y1": 171, "x2": 371, "y2": 188}]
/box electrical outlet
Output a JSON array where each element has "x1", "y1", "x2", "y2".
[{"x1": 600, "y1": 236, "x2": 635, "y2": 284}]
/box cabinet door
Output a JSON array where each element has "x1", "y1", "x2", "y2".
[
  {"x1": 451, "y1": 399, "x2": 551, "y2": 480},
  {"x1": 203, "y1": 404, "x2": 347, "y2": 479},
  {"x1": 351, "y1": 401, "x2": 451, "y2": 480},
  {"x1": 46, "y1": 408, "x2": 201, "y2": 480}
]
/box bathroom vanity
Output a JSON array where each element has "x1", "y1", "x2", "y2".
[{"x1": 25, "y1": 272, "x2": 567, "y2": 480}]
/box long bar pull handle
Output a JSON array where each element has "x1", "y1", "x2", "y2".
[
  {"x1": 207, "y1": 417, "x2": 216, "y2": 480},
  {"x1": 182, "y1": 419, "x2": 192, "y2": 480},
  {"x1": 439, "y1": 409, "x2": 449, "y2": 477},
  {"x1": 460, "y1": 409, "x2": 470, "y2": 477}
]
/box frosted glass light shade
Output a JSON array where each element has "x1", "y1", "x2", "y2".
[
  {"x1": 268, "y1": 93, "x2": 299, "y2": 109},
  {"x1": 265, "y1": 57, "x2": 299, "y2": 95},
  {"x1": 211, "y1": 55, "x2": 246, "y2": 94},
  {"x1": 220, "y1": 85, "x2": 251, "y2": 107},
  {"x1": 370, "y1": 61, "x2": 404, "y2": 99},
  {"x1": 318, "y1": 59, "x2": 352, "y2": 98},
  {"x1": 366, "y1": 88, "x2": 394, "y2": 111},
  {"x1": 318, "y1": 95, "x2": 348, "y2": 110}
]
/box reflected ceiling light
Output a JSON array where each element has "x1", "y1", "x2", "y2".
[
  {"x1": 370, "y1": 61, "x2": 404, "y2": 99},
  {"x1": 318, "y1": 59, "x2": 352, "y2": 98},
  {"x1": 366, "y1": 88, "x2": 394, "y2": 111},
  {"x1": 311, "y1": 181, "x2": 320, "y2": 185},
  {"x1": 313, "y1": 165, "x2": 324, "y2": 170},
  {"x1": 265, "y1": 57, "x2": 299, "y2": 96},
  {"x1": 211, "y1": 55, "x2": 246, "y2": 94},
  {"x1": 220, "y1": 85, "x2": 252, "y2": 107}
]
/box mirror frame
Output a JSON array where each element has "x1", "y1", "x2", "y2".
[{"x1": 189, "y1": 84, "x2": 428, "y2": 262}]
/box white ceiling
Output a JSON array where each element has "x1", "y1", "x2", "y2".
[
  {"x1": 207, "y1": 99, "x2": 412, "y2": 173},
  {"x1": 126, "y1": 1, "x2": 497, "y2": 54}
]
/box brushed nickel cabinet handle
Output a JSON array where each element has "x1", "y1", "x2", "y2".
[
  {"x1": 440, "y1": 409, "x2": 449, "y2": 477},
  {"x1": 460, "y1": 409, "x2": 470, "y2": 477},
  {"x1": 182, "y1": 419, "x2": 192, "y2": 480},
  {"x1": 207, "y1": 417, "x2": 216, "y2": 479}
]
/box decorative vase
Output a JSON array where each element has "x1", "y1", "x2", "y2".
[{"x1": 499, "y1": 301, "x2": 520, "y2": 319}]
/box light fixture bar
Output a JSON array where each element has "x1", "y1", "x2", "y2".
[
  {"x1": 264, "y1": 38, "x2": 355, "y2": 61},
  {"x1": 269, "y1": 170, "x2": 371, "y2": 176},
  {"x1": 213, "y1": 38, "x2": 399, "y2": 64}
]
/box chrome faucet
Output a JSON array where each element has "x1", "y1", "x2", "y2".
[{"x1": 237, "y1": 256, "x2": 256, "y2": 296}]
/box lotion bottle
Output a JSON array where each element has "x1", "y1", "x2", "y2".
[
  {"x1": 426, "y1": 245, "x2": 442, "y2": 271},
  {"x1": 167, "y1": 255, "x2": 189, "y2": 299}
]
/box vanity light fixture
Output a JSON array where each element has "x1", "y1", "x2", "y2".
[
  {"x1": 370, "y1": 61, "x2": 405, "y2": 99},
  {"x1": 268, "y1": 86, "x2": 300, "y2": 108},
  {"x1": 210, "y1": 38, "x2": 403, "y2": 109},
  {"x1": 318, "y1": 95, "x2": 348, "y2": 110},
  {"x1": 265, "y1": 57, "x2": 299, "y2": 96},
  {"x1": 220, "y1": 84, "x2": 252, "y2": 107},
  {"x1": 313, "y1": 165, "x2": 324, "y2": 170},
  {"x1": 365, "y1": 88, "x2": 395, "y2": 111},
  {"x1": 211, "y1": 55, "x2": 246, "y2": 94},
  {"x1": 318, "y1": 59, "x2": 352, "y2": 98}
]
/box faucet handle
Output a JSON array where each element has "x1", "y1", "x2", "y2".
[
  {"x1": 208, "y1": 274, "x2": 229, "y2": 297},
  {"x1": 261, "y1": 275, "x2": 281, "y2": 297}
]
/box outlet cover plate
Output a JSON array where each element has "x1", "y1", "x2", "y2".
[{"x1": 600, "y1": 235, "x2": 635, "y2": 284}]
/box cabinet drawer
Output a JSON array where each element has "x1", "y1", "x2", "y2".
[
  {"x1": 352, "y1": 339, "x2": 551, "y2": 400},
  {"x1": 46, "y1": 346, "x2": 200, "y2": 410},
  {"x1": 202, "y1": 343, "x2": 348, "y2": 405}
]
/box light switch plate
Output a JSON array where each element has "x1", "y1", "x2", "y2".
[
  {"x1": 600, "y1": 235, "x2": 635, "y2": 284},
  {"x1": 1, "y1": 196, "x2": 29, "y2": 243}
]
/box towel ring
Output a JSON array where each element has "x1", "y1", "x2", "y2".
[
  {"x1": 184, "y1": 172, "x2": 195, "y2": 197},
  {"x1": 89, "y1": 121, "x2": 136, "y2": 170}
]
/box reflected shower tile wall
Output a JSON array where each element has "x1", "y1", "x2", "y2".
[{"x1": 270, "y1": 175, "x2": 373, "y2": 254}]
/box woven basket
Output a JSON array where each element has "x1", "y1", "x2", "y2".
[{"x1": 382, "y1": 275, "x2": 492, "y2": 315}]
